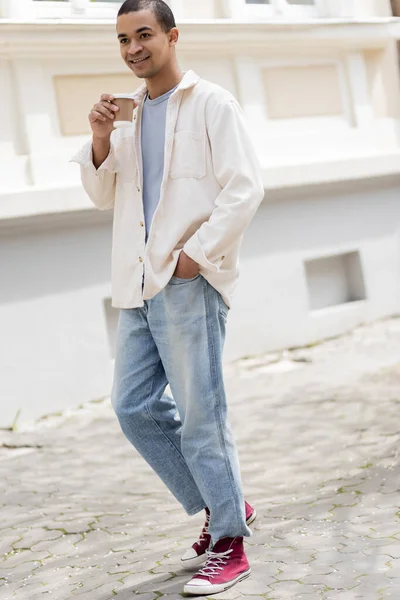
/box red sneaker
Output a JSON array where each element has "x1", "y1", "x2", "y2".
[
  {"x1": 245, "y1": 500, "x2": 257, "y2": 526},
  {"x1": 180, "y1": 501, "x2": 256, "y2": 570},
  {"x1": 183, "y1": 536, "x2": 251, "y2": 596}
]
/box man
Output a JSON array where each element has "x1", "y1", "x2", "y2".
[{"x1": 72, "y1": 0, "x2": 264, "y2": 595}]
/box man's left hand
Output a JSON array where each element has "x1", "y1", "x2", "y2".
[{"x1": 174, "y1": 251, "x2": 199, "y2": 279}]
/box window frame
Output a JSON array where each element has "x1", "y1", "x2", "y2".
[
  {"x1": 231, "y1": 0, "x2": 327, "y2": 20},
  {"x1": 231, "y1": 0, "x2": 275, "y2": 19},
  {"x1": 280, "y1": 0, "x2": 324, "y2": 19},
  {"x1": 30, "y1": 0, "x2": 123, "y2": 20}
]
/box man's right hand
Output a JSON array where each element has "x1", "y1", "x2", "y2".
[{"x1": 88, "y1": 93, "x2": 120, "y2": 140}]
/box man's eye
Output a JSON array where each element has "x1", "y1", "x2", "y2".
[
  {"x1": 140, "y1": 33, "x2": 150, "y2": 39},
  {"x1": 120, "y1": 38, "x2": 129, "y2": 44}
]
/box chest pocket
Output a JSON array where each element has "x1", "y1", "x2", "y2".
[{"x1": 169, "y1": 131, "x2": 206, "y2": 180}]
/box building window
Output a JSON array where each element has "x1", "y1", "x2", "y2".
[
  {"x1": 233, "y1": 0, "x2": 274, "y2": 17},
  {"x1": 234, "y1": 0, "x2": 323, "y2": 19},
  {"x1": 28, "y1": 0, "x2": 123, "y2": 20},
  {"x1": 305, "y1": 251, "x2": 367, "y2": 311},
  {"x1": 283, "y1": 0, "x2": 319, "y2": 17}
]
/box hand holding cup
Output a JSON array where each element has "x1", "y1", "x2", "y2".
[{"x1": 89, "y1": 93, "x2": 137, "y2": 139}]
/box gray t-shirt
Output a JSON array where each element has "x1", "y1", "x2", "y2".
[{"x1": 141, "y1": 85, "x2": 178, "y2": 237}]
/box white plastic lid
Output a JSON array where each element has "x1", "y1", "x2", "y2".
[
  {"x1": 112, "y1": 94, "x2": 134, "y2": 100},
  {"x1": 113, "y1": 121, "x2": 133, "y2": 128}
]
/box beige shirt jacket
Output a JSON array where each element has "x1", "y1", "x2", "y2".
[{"x1": 71, "y1": 70, "x2": 265, "y2": 309}]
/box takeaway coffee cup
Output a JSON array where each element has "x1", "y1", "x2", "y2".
[{"x1": 112, "y1": 94, "x2": 135, "y2": 128}]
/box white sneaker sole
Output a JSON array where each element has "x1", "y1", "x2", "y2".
[
  {"x1": 184, "y1": 567, "x2": 251, "y2": 596},
  {"x1": 180, "y1": 509, "x2": 257, "y2": 571},
  {"x1": 246, "y1": 508, "x2": 257, "y2": 527}
]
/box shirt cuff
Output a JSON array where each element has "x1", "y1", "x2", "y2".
[
  {"x1": 183, "y1": 233, "x2": 225, "y2": 273},
  {"x1": 70, "y1": 140, "x2": 117, "y2": 174}
]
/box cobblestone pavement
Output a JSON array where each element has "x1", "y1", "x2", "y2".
[{"x1": 1, "y1": 317, "x2": 400, "y2": 600}]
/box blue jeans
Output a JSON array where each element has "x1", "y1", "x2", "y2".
[{"x1": 111, "y1": 274, "x2": 251, "y2": 544}]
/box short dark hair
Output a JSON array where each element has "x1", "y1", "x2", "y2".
[{"x1": 118, "y1": 0, "x2": 176, "y2": 33}]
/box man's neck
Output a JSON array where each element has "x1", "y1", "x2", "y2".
[{"x1": 146, "y1": 65, "x2": 183, "y2": 100}]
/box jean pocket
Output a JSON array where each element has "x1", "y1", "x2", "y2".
[
  {"x1": 170, "y1": 273, "x2": 201, "y2": 285},
  {"x1": 218, "y1": 295, "x2": 229, "y2": 320}
]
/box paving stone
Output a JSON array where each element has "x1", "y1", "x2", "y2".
[
  {"x1": 232, "y1": 576, "x2": 274, "y2": 595},
  {"x1": 363, "y1": 544, "x2": 400, "y2": 559},
  {"x1": 269, "y1": 580, "x2": 314, "y2": 598},
  {"x1": 123, "y1": 595, "x2": 158, "y2": 600},
  {"x1": 386, "y1": 557, "x2": 400, "y2": 578},
  {"x1": 0, "y1": 552, "x2": 47, "y2": 572},
  {"x1": 132, "y1": 572, "x2": 181, "y2": 594},
  {"x1": 12, "y1": 529, "x2": 65, "y2": 551},
  {"x1": 206, "y1": 590, "x2": 243, "y2": 600},
  {"x1": 31, "y1": 533, "x2": 83, "y2": 554},
  {"x1": 325, "y1": 592, "x2": 364, "y2": 600},
  {"x1": 9, "y1": 579, "x2": 53, "y2": 598},
  {"x1": 348, "y1": 579, "x2": 400, "y2": 599},
  {"x1": 273, "y1": 562, "x2": 317, "y2": 581},
  {"x1": 236, "y1": 597, "x2": 270, "y2": 600}
]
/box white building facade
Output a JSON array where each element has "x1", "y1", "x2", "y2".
[{"x1": 1, "y1": 0, "x2": 400, "y2": 426}]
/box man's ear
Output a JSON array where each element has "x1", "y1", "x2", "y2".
[{"x1": 169, "y1": 27, "x2": 179, "y2": 46}]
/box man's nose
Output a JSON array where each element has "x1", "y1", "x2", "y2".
[{"x1": 128, "y1": 41, "x2": 143, "y2": 55}]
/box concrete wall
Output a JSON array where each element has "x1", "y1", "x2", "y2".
[
  {"x1": 227, "y1": 176, "x2": 400, "y2": 360},
  {"x1": 0, "y1": 213, "x2": 114, "y2": 426}
]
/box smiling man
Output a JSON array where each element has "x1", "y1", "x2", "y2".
[{"x1": 72, "y1": 0, "x2": 264, "y2": 595}]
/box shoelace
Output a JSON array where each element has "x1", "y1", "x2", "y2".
[
  {"x1": 197, "y1": 514, "x2": 210, "y2": 543},
  {"x1": 197, "y1": 549, "x2": 233, "y2": 578}
]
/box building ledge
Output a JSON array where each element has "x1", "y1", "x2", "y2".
[
  {"x1": 1, "y1": 151, "x2": 400, "y2": 224},
  {"x1": 1, "y1": 19, "x2": 400, "y2": 58},
  {"x1": 263, "y1": 151, "x2": 400, "y2": 189}
]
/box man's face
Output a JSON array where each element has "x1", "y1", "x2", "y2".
[{"x1": 117, "y1": 10, "x2": 177, "y2": 79}]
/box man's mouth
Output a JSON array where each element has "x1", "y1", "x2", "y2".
[{"x1": 129, "y1": 57, "x2": 150, "y2": 65}]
